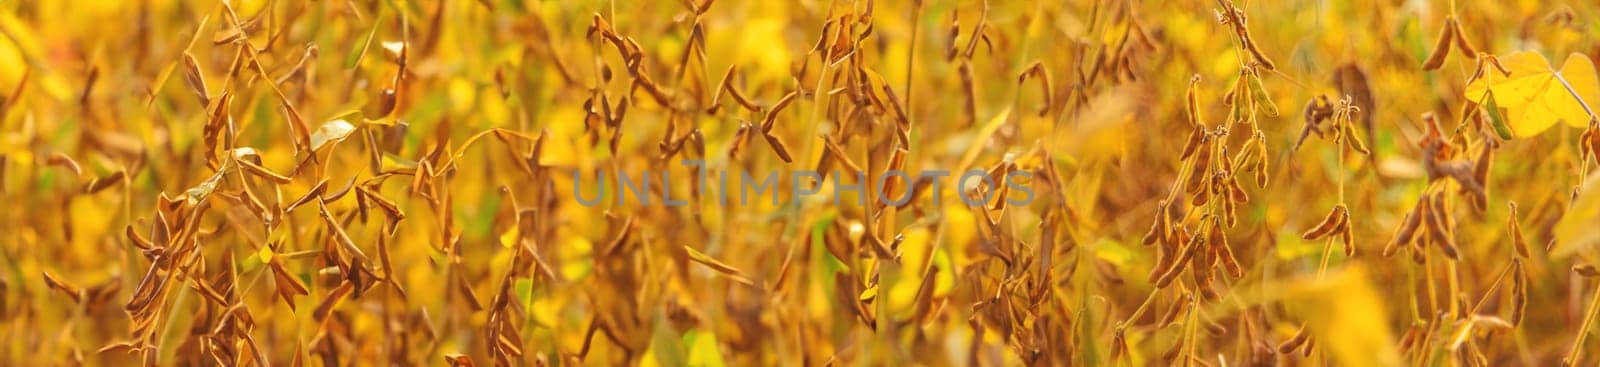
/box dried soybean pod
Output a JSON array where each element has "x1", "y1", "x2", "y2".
[
  {"x1": 1511, "y1": 260, "x2": 1527, "y2": 325},
  {"x1": 1232, "y1": 139, "x2": 1259, "y2": 172},
  {"x1": 727, "y1": 121, "x2": 753, "y2": 159},
  {"x1": 1242, "y1": 30, "x2": 1277, "y2": 71},
  {"x1": 1451, "y1": 18, "x2": 1477, "y2": 56},
  {"x1": 719, "y1": 66, "x2": 760, "y2": 112},
  {"x1": 41, "y1": 272, "x2": 84, "y2": 303},
  {"x1": 1186, "y1": 74, "x2": 1203, "y2": 126},
  {"x1": 1160, "y1": 340, "x2": 1183, "y2": 363},
  {"x1": 1251, "y1": 51, "x2": 1277, "y2": 72},
  {"x1": 958, "y1": 61, "x2": 979, "y2": 127},
  {"x1": 1142, "y1": 201, "x2": 1169, "y2": 246},
  {"x1": 1148, "y1": 245, "x2": 1174, "y2": 284},
  {"x1": 944, "y1": 14, "x2": 960, "y2": 61},
  {"x1": 82, "y1": 171, "x2": 126, "y2": 194},
  {"x1": 1340, "y1": 223, "x2": 1355, "y2": 257},
  {"x1": 1588, "y1": 124, "x2": 1600, "y2": 163},
  {"x1": 1155, "y1": 231, "x2": 1200, "y2": 288},
  {"x1": 1385, "y1": 204, "x2": 1421, "y2": 257},
  {"x1": 1179, "y1": 127, "x2": 1205, "y2": 161},
  {"x1": 1109, "y1": 330, "x2": 1130, "y2": 363},
  {"x1": 1019, "y1": 62, "x2": 1054, "y2": 117},
  {"x1": 1222, "y1": 190, "x2": 1239, "y2": 227},
  {"x1": 1253, "y1": 158, "x2": 1269, "y2": 187},
  {"x1": 1411, "y1": 237, "x2": 1427, "y2": 264},
  {"x1": 1226, "y1": 176, "x2": 1249, "y2": 203},
  {"x1": 181, "y1": 52, "x2": 211, "y2": 106},
  {"x1": 1278, "y1": 327, "x2": 1310, "y2": 354},
  {"x1": 1422, "y1": 18, "x2": 1455, "y2": 70},
  {"x1": 1204, "y1": 317, "x2": 1228, "y2": 336},
  {"x1": 1577, "y1": 264, "x2": 1600, "y2": 277},
  {"x1": 1411, "y1": 194, "x2": 1432, "y2": 252},
  {"x1": 1301, "y1": 205, "x2": 1347, "y2": 240},
  {"x1": 1433, "y1": 192, "x2": 1457, "y2": 235},
  {"x1": 1472, "y1": 145, "x2": 1494, "y2": 208},
  {"x1": 1213, "y1": 220, "x2": 1244, "y2": 278},
  {"x1": 1423, "y1": 194, "x2": 1460, "y2": 260},
  {"x1": 1508, "y1": 202, "x2": 1531, "y2": 258},
  {"x1": 761, "y1": 91, "x2": 797, "y2": 132},
  {"x1": 46, "y1": 153, "x2": 82, "y2": 177},
  {"x1": 1580, "y1": 128, "x2": 1594, "y2": 161},
  {"x1": 704, "y1": 65, "x2": 734, "y2": 113},
  {"x1": 762, "y1": 131, "x2": 794, "y2": 163},
  {"x1": 1252, "y1": 133, "x2": 1269, "y2": 188},
  {"x1": 1157, "y1": 295, "x2": 1188, "y2": 327},
  {"x1": 1191, "y1": 179, "x2": 1212, "y2": 207},
  {"x1": 1185, "y1": 142, "x2": 1214, "y2": 194},
  {"x1": 1192, "y1": 250, "x2": 1217, "y2": 299},
  {"x1": 1343, "y1": 117, "x2": 1371, "y2": 155},
  {"x1": 1487, "y1": 54, "x2": 1511, "y2": 76}
]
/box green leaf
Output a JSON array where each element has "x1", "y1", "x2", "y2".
[
  {"x1": 514, "y1": 278, "x2": 535, "y2": 316},
  {"x1": 649, "y1": 313, "x2": 687, "y2": 367},
  {"x1": 683, "y1": 330, "x2": 727, "y2": 367},
  {"x1": 344, "y1": 17, "x2": 382, "y2": 69}
]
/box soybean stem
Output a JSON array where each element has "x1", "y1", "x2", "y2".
[{"x1": 1567, "y1": 280, "x2": 1600, "y2": 366}]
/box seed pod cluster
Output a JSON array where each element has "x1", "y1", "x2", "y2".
[
  {"x1": 1136, "y1": 22, "x2": 1282, "y2": 344},
  {"x1": 1385, "y1": 190, "x2": 1462, "y2": 261},
  {"x1": 1215, "y1": 0, "x2": 1275, "y2": 70},
  {"x1": 1417, "y1": 112, "x2": 1491, "y2": 206},
  {"x1": 1302, "y1": 204, "x2": 1356, "y2": 256},
  {"x1": 1294, "y1": 95, "x2": 1368, "y2": 155},
  {"x1": 1422, "y1": 17, "x2": 1480, "y2": 70}
]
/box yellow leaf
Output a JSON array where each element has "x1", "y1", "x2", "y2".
[
  {"x1": 68, "y1": 197, "x2": 114, "y2": 259},
  {"x1": 498, "y1": 226, "x2": 518, "y2": 249},
  {"x1": 943, "y1": 205, "x2": 976, "y2": 253},
  {"x1": 1553, "y1": 176, "x2": 1600, "y2": 260},
  {"x1": 736, "y1": 17, "x2": 791, "y2": 82},
  {"x1": 539, "y1": 105, "x2": 588, "y2": 167},
  {"x1": 309, "y1": 119, "x2": 357, "y2": 151},
  {"x1": 448, "y1": 79, "x2": 477, "y2": 117},
  {"x1": 0, "y1": 17, "x2": 29, "y2": 90},
  {"x1": 1463, "y1": 51, "x2": 1599, "y2": 138},
  {"x1": 887, "y1": 225, "x2": 947, "y2": 314},
  {"x1": 1284, "y1": 265, "x2": 1402, "y2": 367},
  {"x1": 684, "y1": 329, "x2": 727, "y2": 367},
  {"x1": 530, "y1": 296, "x2": 561, "y2": 327},
  {"x1": 1092, "y1": 239, "x2": 1135, "y2": 267}
]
